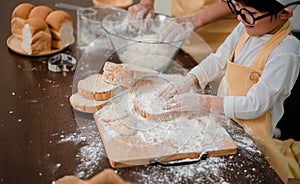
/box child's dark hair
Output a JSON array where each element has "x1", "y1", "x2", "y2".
[{"x1": 235, "y1": 0, "x2": 284, "y2": 14}]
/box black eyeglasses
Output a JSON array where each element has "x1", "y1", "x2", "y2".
[
  {"x1": 226, "y1": 0, "x2": 273, "y2": 25},
  {"x1": 226, "y1": 0, "x2": 300, "y2": 25}
]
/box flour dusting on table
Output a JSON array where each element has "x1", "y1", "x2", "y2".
[
  {"x1": 52, "y1": 58, "x2": 269, "y2": 183},
  {"x1": 52, "y1": 103, "x2": 271, "y2": 184},
  {"x1": 55, "y1": 116, "x2": 106, "y2": 178}
]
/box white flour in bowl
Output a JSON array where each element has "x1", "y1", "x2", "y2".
[{"x1": 117, "y1": 35, "x2": 179, "y2": 72}]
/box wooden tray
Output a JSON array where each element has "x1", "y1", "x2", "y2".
[
  {"x1": 7, "y1": 35, "x2": 74, "y2": 57},
  {"x1": 94, "y1": 91, "x2": 237, "y2": 168}
]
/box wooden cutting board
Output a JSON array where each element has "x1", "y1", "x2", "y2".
[{"x1": 93, "y1": 93, "x2": 237, "y2": 168}]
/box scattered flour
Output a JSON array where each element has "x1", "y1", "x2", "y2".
[
  {"x1": 53, "y1": 84, "x2": 265, "y2": 184},
  {"x1": 55, "y1": 120, "x2": 105, "y2": 178},
  {"x1": 53, "y1": 51, "x2": 271, "y2": 183},
  {"x1": 53, "y1": 102, "x2": 271, "y2": 183}
]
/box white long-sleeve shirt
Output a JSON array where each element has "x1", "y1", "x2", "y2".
[{"x1": 189, "y1": 22, "x2": 300, "y2": 133}]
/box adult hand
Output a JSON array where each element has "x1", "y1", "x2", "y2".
[
  {"x1": 158, "y1": 74, "x2": 198, "y2": 100},
  {"x1": 128, "y1": 1, "x2": 155, "y2": 20},
  {"x1": 163, "y1": 92, "x2": 211, "y2": 112},
  {"x1": 159, "y1": 18, "x2": 194, "y2": 42}
]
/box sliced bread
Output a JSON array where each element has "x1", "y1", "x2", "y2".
[
  {"x1": 128, "y1": 75, "x2": 182, "y2": 121},
  {"x1": 78, "y1": 73, "x2": 118, "y2": 101},
  {"x1": 102, "y1": 61, "x2": 159, "y2": 87},
  {"x1": 69, "y1": 93, "x2": 108, "y2": 113}
]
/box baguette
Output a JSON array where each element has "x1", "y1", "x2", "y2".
[
  {"x1": 11, "y1": 3, "x2": 34, "y2": 39},
  {"x1": 69, "y1": 93, "x2": 108, "y2": 113},
  {"x1": 78, "y1": 74, "x2": 118, "y2": 101},
  {"x1": 45, "y1": 10, "x2": 74, "y2": 49},
  {"x1": 22, "y1": 18, "x2": 51, "y2": 55}
]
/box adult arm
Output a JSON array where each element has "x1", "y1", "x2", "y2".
[{"x1": 176, "y1": 1, "x2": 232, "y2": 30}]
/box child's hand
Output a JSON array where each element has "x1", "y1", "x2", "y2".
[
  {"x1": 158, "y1": 74, "x2": 197, "y2": 100},
  {"x1": 158, "y1": 18, "x2": 194, "y2": 42},
  {"x1": 163, "y1": 92, "x2": 211, "y2": 113}
]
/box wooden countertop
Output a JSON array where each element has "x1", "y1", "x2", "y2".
[{"x1": 0, "y1": 0, "x2": 284, "y2": 183}]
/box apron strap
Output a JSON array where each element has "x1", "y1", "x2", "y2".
[
  {"x1": 235, "y1": 32, "x2": 249, "y2": 54},
  {"x1": 252, "y1": 21, "x2": 292, "y2": 70},
  {"x1": 230, "y1": 21, "x2": 291, "y2": 71},
  {"x1": 229, "y1": 32, "x2": 249, "y2": 61}
]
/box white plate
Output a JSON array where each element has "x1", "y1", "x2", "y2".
[{"x1": 7, "y1": 35, "x2": 74, "y2": 57}]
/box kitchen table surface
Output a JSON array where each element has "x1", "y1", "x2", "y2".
[{"x1": 0, "y1": 0, "x2": 284, "y2": 184}]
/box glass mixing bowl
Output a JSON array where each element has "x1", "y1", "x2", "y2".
[{"x1": 101, "y1": 11, "x2": 191, "y2": 72}]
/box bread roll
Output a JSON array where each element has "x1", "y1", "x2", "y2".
[
  {"x1": 56, "y1": 169, "x2": 132, "y2": 184},
  {"x1": 89, "y1": 169, "x2": 133, "y2": 184},
  {"x1": 78, "y1": 74, "x2": 118, "y2": 101},
  {"x1": 46, "y1": 10, "x2": 74, "y2": 49},
  {"x1": 28, "y1": 5, "x2": 52, "y2": 20},
  {"x1": 22, "y1": 18, "x2": 51, "y2": 55},
  {"x1": 11, "y1": 3, "x2": 34, "y2": 39}
]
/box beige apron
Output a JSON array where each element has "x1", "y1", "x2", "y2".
[
  {"x1": 171, "y1": 0, "x2": 239, "y2": 52},
  {"x1": 218, "y1": 21, "x2": 292, "y2": 183}
]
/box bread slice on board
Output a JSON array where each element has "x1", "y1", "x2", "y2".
[
  {"x1": 78, "y1": 73, "x2": 118, "y2": 101},
  {"x1": 69, "y1": 93, "x2": 108, "y2": 113},
  {"x1": 102, "y1": 61, "x2": 159, "y2": 87},
  {"x1": 128, "y1": 75, "x2": 184, "y2": 121}
]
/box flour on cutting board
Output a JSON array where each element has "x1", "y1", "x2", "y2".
[
  {"x1": 92, "y1": 73, "x2": 237, "y2": 166},
  {"x1": 52, "y1": 63, "x2": 263, "y2": 182},
  {"x1": 53, "y1": 110, "x2": 263, "y2": 183},
  {"x1": 97, "y1": 113, "x2": 228, "y2": 151}
]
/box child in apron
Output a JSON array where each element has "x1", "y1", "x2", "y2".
[{"x1": 159, "y1": 0, "x2": 300, "y2": 183}]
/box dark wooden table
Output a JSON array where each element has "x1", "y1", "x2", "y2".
[{"x1": 0, "y1": 1, "x2": 284, "y2": 183}]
